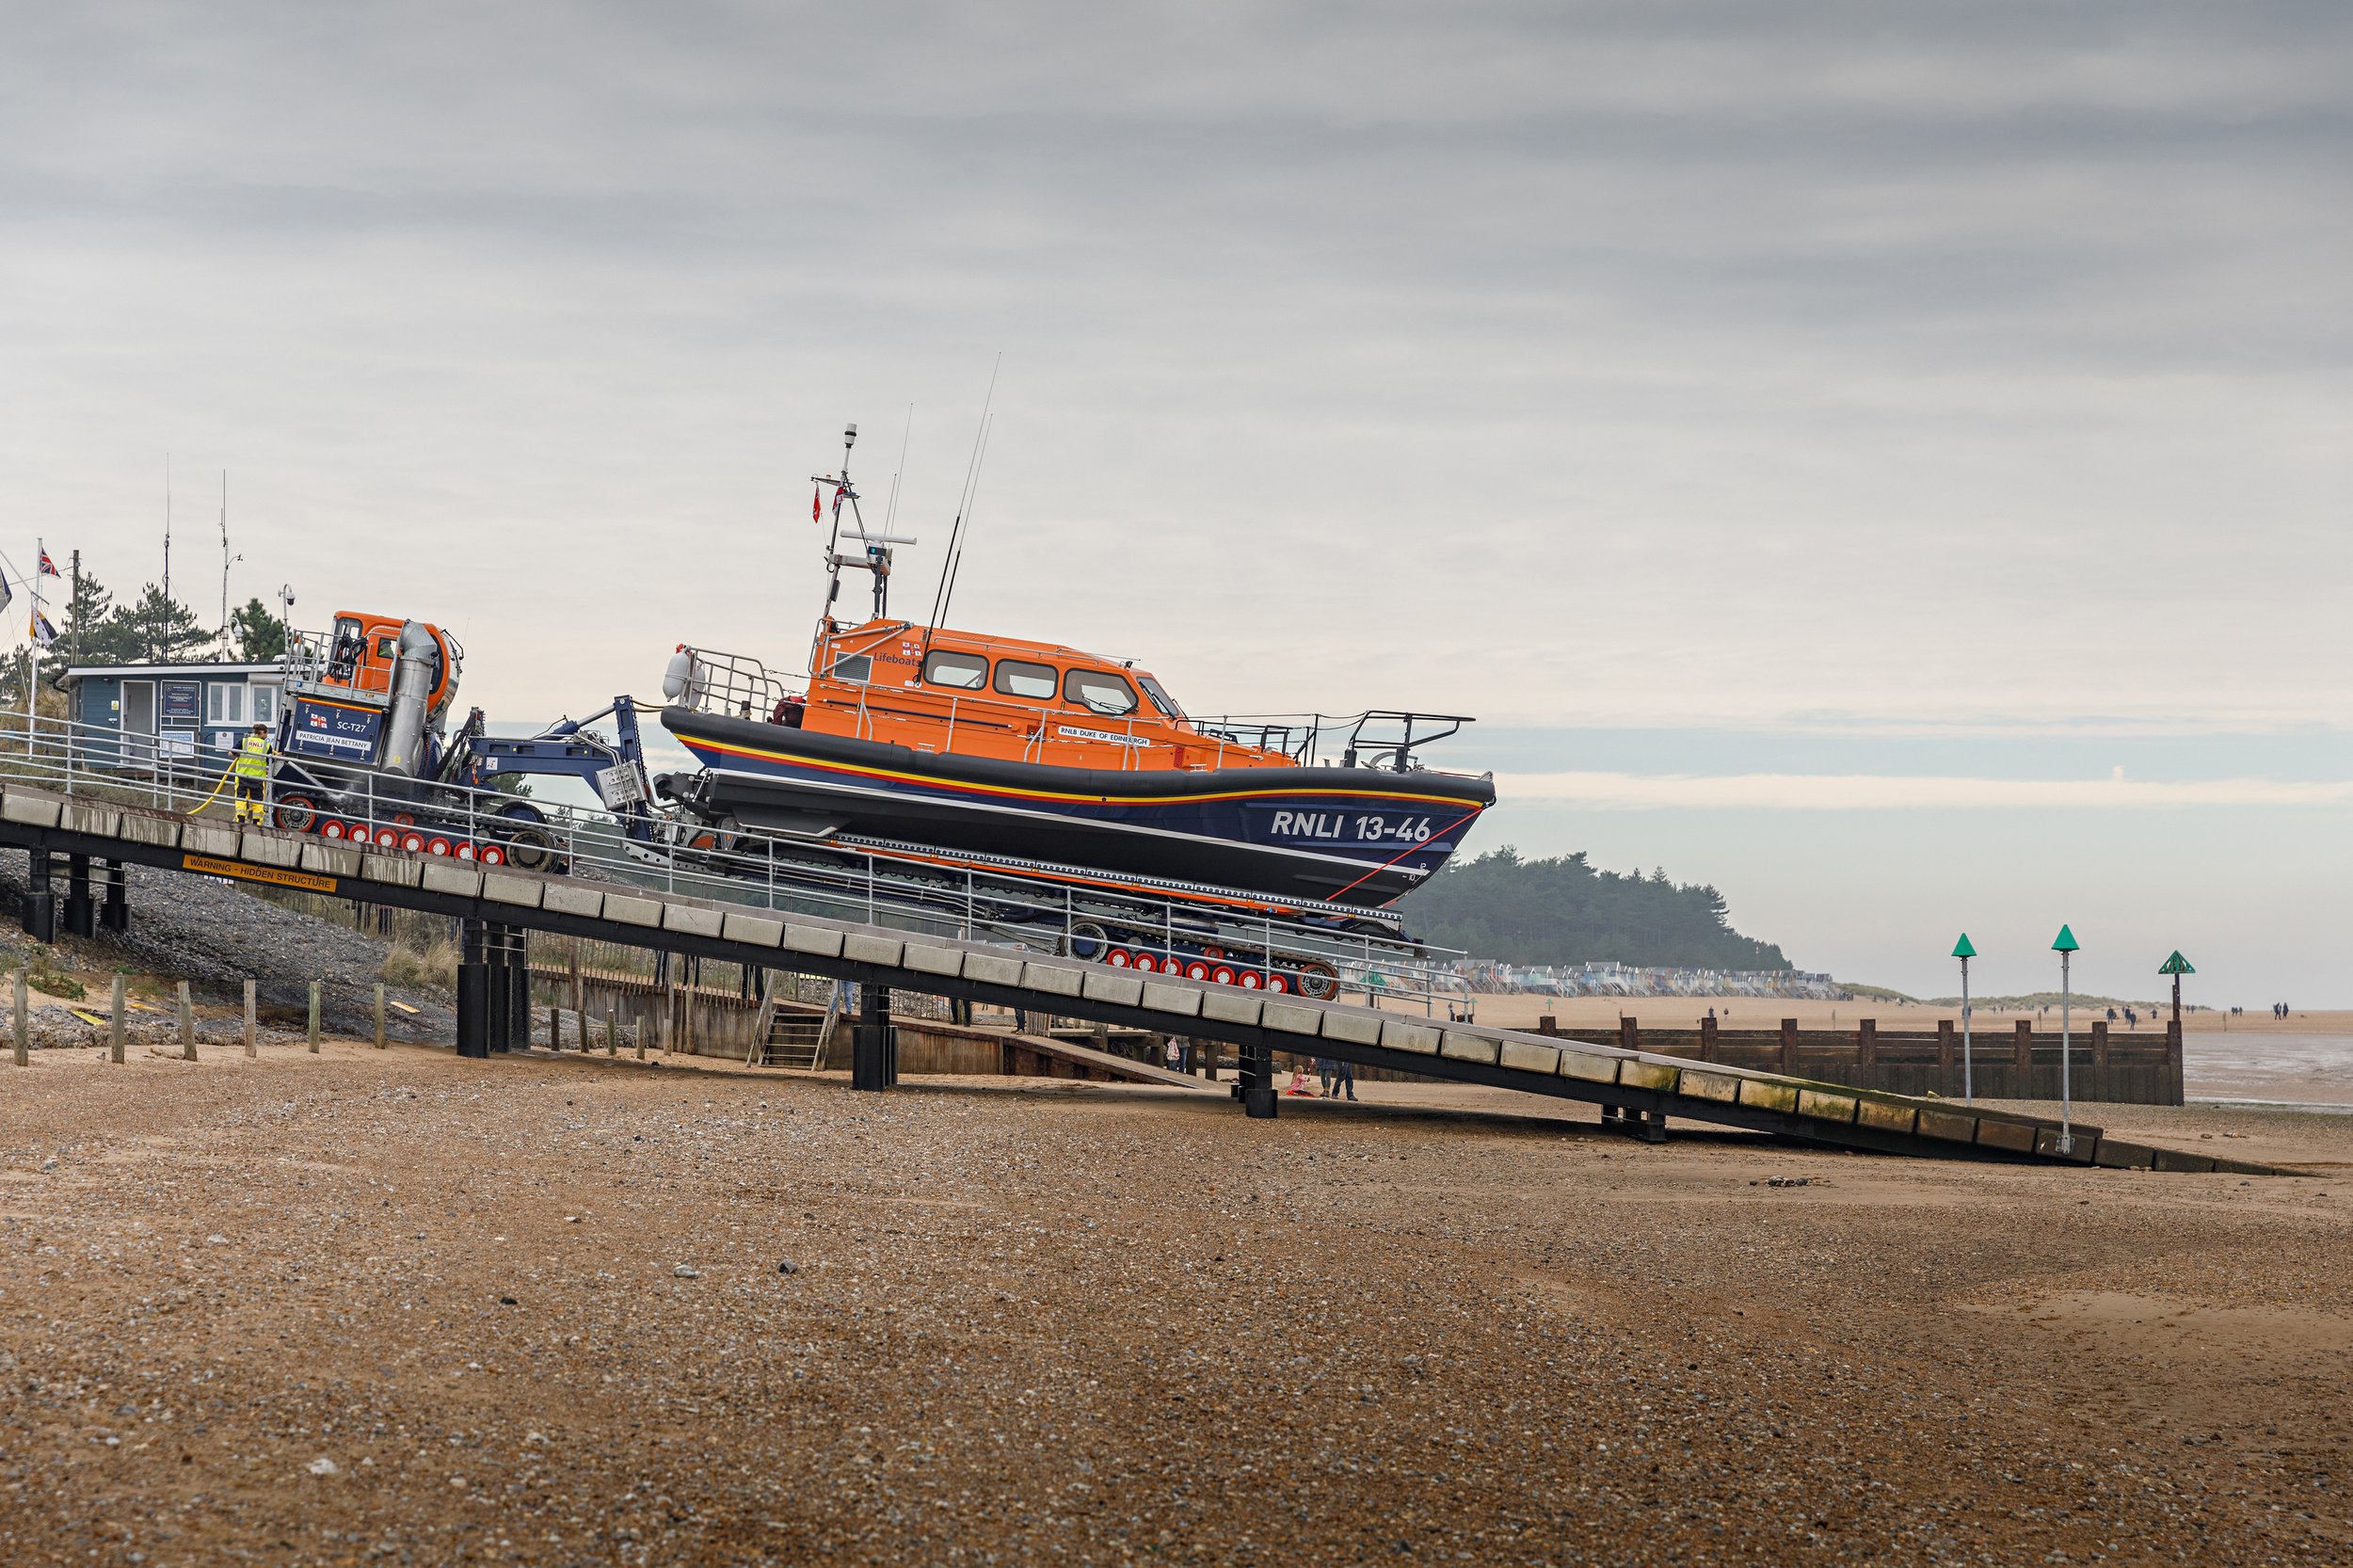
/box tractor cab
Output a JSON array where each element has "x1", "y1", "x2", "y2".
[
  {"x1": 277, "y1": 611, "x2": 464, "y2": 772},
  {"x1": 312, "y1": 611, "x2": 459, "y2": 716}
]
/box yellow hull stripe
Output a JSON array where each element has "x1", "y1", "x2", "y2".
[{"x1": 682, "y1": 734, "x2": 1485, "y2": 810}]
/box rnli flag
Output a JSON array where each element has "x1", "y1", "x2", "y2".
[
  {"x1": 812, "y1": 487, "x2": 822, "y2": 524},
  {"x1": 37, "y1": 549, "x2": 58, "y2": 577},
  {"x1": 0, "y1": 574, "x2": 11, "y2": 616},
  {"x1": 31, "y1": 609, "x2": 56, "y2": 646}
]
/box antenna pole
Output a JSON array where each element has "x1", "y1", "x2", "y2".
[
  {"x1": 219, "y1": 471, "x2": 230, "y2": 643},
  {"x1": 163, "y1": 455, "x2": 172, "y2": 604},
  {"x1": 936, "y1": 412, "x2": 993, "y2": 638},
  {"x1": 883, "y1": 404, "x2": 912, "y2": 539},
  {"x1": 921, "y1": 356, "x2": 1000, "y2": 659}
]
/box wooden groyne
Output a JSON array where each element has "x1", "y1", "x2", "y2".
[{"x1": 1536, "y1": 1016, "x2": 2184, "y2": 1106}]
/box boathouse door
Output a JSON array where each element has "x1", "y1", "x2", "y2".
[{"x1": 121, "y1": 680, "x2": 156, "y2": 772}]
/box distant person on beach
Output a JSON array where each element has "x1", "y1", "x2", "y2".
[
  {"x1": 1317, "y1": 1057, "x2": 1337, "y2": 1096},
  {"x1": 1329, "y1": 1054, "x2": 1358, "y2": 1102}
]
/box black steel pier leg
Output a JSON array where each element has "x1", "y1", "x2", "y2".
[
  {"x1": 1241, "y1": 1036, "x2": 1277, "y2": 1120},
  {"x1": 1641, "y1": 1108, "x2": 1667, "y2": 1144},
  {"x1": 100, "y1": 861, "x2": 128, "y2": 933},
  {"x1": 63, "y1": 854, "x2": 94, "y2": 938},
  {"x1": 456, "y1": 920, "x2": 488, "y2": 1059},
  {"x1": 508, "y1": 927, "x2": 531, "y2": 1048},
  {"x1": 23, "y1": 851, "x2": 55, "y2": 943},
  {"x1": 852, "y1": 983, "x2": 893, "y2": 1092},
  {"x1": 486, "y1": 924, "x2": 512, "y2": 1053}
]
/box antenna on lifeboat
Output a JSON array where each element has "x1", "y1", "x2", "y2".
[
  {"x1": 921, "y1": 354, "x2": 1000, "y2": 662},
  {"x1": 814, "y1": 419, "x2": 917, "y2": 623}
]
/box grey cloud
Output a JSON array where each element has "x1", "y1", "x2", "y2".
[{"x1": 0, "y1": 2, "x2": 2344, "y2": 731}]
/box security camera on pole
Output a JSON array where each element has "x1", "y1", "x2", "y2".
[
  {"x1": 2052, "y1": 924, "x2": 2081, "y2": 1154},
  {"x1": 1951, "y1": 933, "x2": 1977, "y2": 1103}
]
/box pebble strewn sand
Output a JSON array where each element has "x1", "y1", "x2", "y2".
[{"x1": 2, "y1": 1043, "x2": 2348, "y2": 1565}]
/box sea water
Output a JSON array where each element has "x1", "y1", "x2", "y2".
[{"x1": 2185, "y1": 1032, "x2": 2353, "y2": 1111}]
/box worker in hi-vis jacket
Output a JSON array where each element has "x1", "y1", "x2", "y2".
[{"x1": 232, "y1": 721, "x2": 270, "y2": 824}]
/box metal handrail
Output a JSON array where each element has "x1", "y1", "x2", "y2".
[{"x1": 0, "y1": 701, "x2": 1465, "y2": 1015}]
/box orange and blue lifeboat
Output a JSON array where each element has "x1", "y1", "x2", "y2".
[{"x1": 657, "y1": 619, "x2": 1495, "y2": 908}]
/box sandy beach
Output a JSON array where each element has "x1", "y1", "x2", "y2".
[{"x1": 2, "y1": 1040, "x2": 2348, "y2": 1565}]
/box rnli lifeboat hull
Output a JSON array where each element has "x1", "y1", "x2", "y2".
[{"x1": 660, "y1": 707, "x2": 1493, "y2": 907}]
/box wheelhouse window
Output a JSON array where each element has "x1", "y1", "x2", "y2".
[
  {"x1": 1137, "y1": 674, "x2": 1184, "y2": 719},
  {"x1": 1064, "y1": 668, "x2": 1138, "y2": 716},
  {"x1": 828, "y1": 653, "x2": 873, "y2": 682},
  {"x1": 922, "y1": 649, "x2": 988, "y2": 690},
  {"x1": 994, "y1": 659, "x2": 1058, "y2": 700}
]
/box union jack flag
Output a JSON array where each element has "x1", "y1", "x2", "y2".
[{"x1": 37, "y1": 549, "x2": 58, "y2": 577}]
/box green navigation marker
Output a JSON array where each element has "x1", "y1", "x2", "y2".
[
  {"x1": 1952, "y1": 934, "x2": 1977, "y2": 1102},
  {"x1": 2051, "y1": 924, "x2": 2079, "y2": 1154},
  {"x1": 2161, "y1": 950, "x2": 2193, "y2": 1026}
]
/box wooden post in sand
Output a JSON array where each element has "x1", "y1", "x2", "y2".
[
  {"x1": 109, "y1": 975, "x2": 125, "y2": 1064},
  {"x1": 178, "y1": 982, "x2": 195, "y2": 1061},
  {"x1": 374, "y1": 984, "x2": 387, "y2": 1050},
  {"x1": 12, "y1": 968, "x2": 27, "y2": 1067},
  {"x1": 243, "y1": 981, "x2": 257, "y2": 1058},
  {"x1": 307, "y1": 982, "x2": 321, "y2": 1053}
]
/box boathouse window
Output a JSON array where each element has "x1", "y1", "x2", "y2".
[
  {"x1": 922, "y1": 649, "x2": 988, "y2": 690},
  {"x1": 828, "y1": 653, "x2": 873, "y2": 682},
  {"x1": 994, "y1": 659, "x2": 1058, "y2": 700},
  {"x1": 1064, "y1": 668, "x2": 1138, "y2": 715},
  {"x1": 1137, "y1": 675, "x2": 1184, "y2": 719}
]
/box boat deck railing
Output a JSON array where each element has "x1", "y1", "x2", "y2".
[{"x1": 1192, "y1": 710, "x2": 1478, "y2": 772}]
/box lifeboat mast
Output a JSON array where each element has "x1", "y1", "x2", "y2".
[{"x1": 811, "y1": 422, "x2": 916, "y2": 634}]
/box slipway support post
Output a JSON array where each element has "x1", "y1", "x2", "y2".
[
  {"x1": 507, "y1": 927, "x2": 532, "y2": 1048},
  {"x1": 485, "y1": 921, "x2": 511, "y2": 1054},
  {"x1": 22, "y1": 851, "x2": 54, "y2": 943},
  {"x1": 63, "y1": 853, "x2": 93, "y2": 938},
  {"x1": 1241, "y1": 1035, "x2": 1277, "y2": 1119},
  {"x1": 852, "y1": 982, "x2": 895, "y2": 1091},
  {"x1": 456, "y1": 919, "x2": 489, "y2": 1060},
  {"x1": 100, "y1": 859, "x2": 127, "y2": 933}
]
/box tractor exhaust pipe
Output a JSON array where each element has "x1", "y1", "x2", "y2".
[{"x1": 380, "y1": 621, "x2": 439, "y2": 777}]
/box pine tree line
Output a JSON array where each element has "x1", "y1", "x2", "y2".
[
  {"x1": 2, "y1": 568, "x2": 286, "y2": 702},
  {"x1": 1400, "y1": 846, "x2": 1790, "y2": 970}
]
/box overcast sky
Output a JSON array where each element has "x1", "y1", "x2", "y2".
[{"x1": 3, "y1": 4, "x2": 2347, "y2": 1001}]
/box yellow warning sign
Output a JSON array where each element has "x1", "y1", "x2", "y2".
[{"x1": 182, "y1": 853, "x2": 338, "y2": 894}]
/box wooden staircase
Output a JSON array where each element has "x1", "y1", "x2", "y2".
[
  {"x1": 743, "y1": 974, "x2": 840, "y2": 1071},
  {"x1": 760, "y1": 1011, "x2": 828, "y2": 1070}
]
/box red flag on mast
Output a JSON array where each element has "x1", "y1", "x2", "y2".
[{"x1": 812, "y1": 487, "x2": 822, "y2": 523}]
